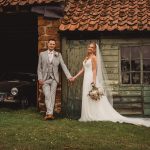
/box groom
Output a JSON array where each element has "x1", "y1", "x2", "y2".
[{"x1": 37, "y1": 39, "x2": 72, "y2": 120}]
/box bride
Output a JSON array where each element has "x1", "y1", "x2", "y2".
[{"x1": 71, "y1": 42, "x2": 150, "y2": 127}]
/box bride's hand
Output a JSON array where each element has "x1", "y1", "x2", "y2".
[
  {"x1": 71, "y1": 77, "x2": 76, "y2": 82},
  {"x1": 68, "y1": 77, "x2": 76, "y2": 83}
]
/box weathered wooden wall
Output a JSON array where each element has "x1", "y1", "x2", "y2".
[
  {"x1": 61, "y1": 37, "x2": 150, "y2": 118},
  {"x1": 101, "y1": 38, "x2": 150, "y2": 116},
  {"x1": 61, "y1": 39, "x2": 92, "y2": 118}
]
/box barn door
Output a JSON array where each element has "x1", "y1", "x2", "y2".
[{"x1": 61, "y1": 38, "x2": 99, "y2": 118}]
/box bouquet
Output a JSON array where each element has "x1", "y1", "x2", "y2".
[{"x1": 88, "y1": 83, "x2": 104, "y2": 101}]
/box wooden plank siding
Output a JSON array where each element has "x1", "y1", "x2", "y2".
[
  {"x1": 62, "y1": 37, "x2": 150, "y2": 118},
  {"x1": 143, "y1": 86, "x2": 150, "y2": 115},
  {"x1": 101, "y1": 38, "x2": 150, "y2": 116}
]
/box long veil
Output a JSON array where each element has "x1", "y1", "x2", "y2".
[
  {"x1": 96, "y1": 44, "x2": 113, "y2": 106},
  {"x1": 79, "y1": 42, "x2": 150, "y2": 127}
]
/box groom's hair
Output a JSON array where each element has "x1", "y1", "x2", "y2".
[{"x1": 48, "y1": 39, "x2": 56, "y2": 43}]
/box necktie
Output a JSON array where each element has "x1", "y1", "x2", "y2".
[{"x1": 49, "y1": 51, "x2": 54, "y2": 63}]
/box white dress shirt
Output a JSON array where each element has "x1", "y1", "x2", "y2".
[{"x1": 48, "y1": 50, "x2": 54, "y2": 63}]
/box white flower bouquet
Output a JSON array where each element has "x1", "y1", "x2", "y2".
[{"x1": 88, "y1": 83, "x2": 104, "y2": 101}]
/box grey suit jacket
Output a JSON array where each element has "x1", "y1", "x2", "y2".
[{"x1": 37, "y1": 50, "x2": 72, "y2": 83}]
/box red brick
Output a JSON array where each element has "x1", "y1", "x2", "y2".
[
  {"x1": 38, "y1": 35, "x2": 51, "y2": 41},
  {"x1": 38, "y1": 41, "x2": 46, "y2": 50},
  {"x1": 38, "y1": 17, "x2": 46, "y2": 26},
  {"x1": 46, "y1": 27, "x2": 58, "y2": 35},
  {"x1": 52, "y1": 20, "x2": 61, "y2": 27},
  {"x1": 38, "y1": 26, "x2": 45, "y2": 36}
]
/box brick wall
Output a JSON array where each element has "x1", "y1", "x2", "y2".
[
  {"x1": 38, "y1": 16, "x2": 61, "y2": 52},
  {"x1": 37, "y1": 16, "x2": 61, "y2": 114}
]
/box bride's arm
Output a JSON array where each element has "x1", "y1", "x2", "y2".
[
  {"x1": 91, "y1": 56, "x2": 97, "y2": 84},
  {"x1": 73, "y1": 67, "x2": 84, "y2": 80}
]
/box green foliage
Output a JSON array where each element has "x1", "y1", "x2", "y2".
[{"x1": 0, "y1": 107, "x2": 150, "y2": 150}]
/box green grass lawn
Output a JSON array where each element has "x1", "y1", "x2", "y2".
[{"x1": 0, "y1": 107, "x2": 150, "y2": 150}]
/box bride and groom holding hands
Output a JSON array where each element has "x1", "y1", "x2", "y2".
[{"x1": 38, "y1": 39, "x2": 150, "y2": 127}]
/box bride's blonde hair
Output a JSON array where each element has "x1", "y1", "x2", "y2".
[{"x1": 90, "y1": 42, "x2": 96, "y2": 55}]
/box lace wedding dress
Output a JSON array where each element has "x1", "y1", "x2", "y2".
[{"x1": 79, "y1": 58, "x2": 150, "y2": 127}]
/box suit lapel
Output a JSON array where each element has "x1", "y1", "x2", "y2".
[
  {"x1": 46, "y1": 50, "x2": 58, "y2": 64},
  {"x1": 52, "y1": 50, "x2": 57, "y2": 64}
]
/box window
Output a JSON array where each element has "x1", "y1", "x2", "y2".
[{"x1": 121, "y1": 46, "x2": 150, "y2": 84}]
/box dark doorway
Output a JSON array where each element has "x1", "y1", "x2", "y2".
[{"x1": 0, "y1": 13, "x2": 38, "y2": 73}]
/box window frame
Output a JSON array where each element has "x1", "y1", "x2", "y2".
[{"x1": 120, "y1": 44, "x2": 150, "y2": 85}]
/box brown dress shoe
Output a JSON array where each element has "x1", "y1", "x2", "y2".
[{"x1": 44, "y1": 114, "x2": 55, "y2": 120}]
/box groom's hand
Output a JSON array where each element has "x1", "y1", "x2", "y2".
[
  {"x1": 69, "y1": 77, "x2": 75, "y2": 82},
  {"x1": 39, "y1": 80, "x2": 44, "y2": 85},
  {"x1": 68, "y1": 77, "x2": 75, "y2": 86},
  {"x1": 68, "y1": 77, "x2": 73, "y2": 82}
]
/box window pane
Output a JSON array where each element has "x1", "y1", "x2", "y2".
[
  {"x1": 143, "y1": 73, "x2": 150, "y2": 84},
  {"x1": 143, "y1": 60, "x2": 150, "y2": 71},
  {"x1": 121, "y1": 47, "x2": 130, "y2": 59},
  {"x1": 122, "y1": 73, "x2": 130, "y2": 84},
  {"x1": 131, "y1": 47, "x2": 140, "y2": 59},
  {"x1": 121, "y1": 60, "x2": 130, "y2": 71},
  {"x1": 131, "y1": 59, "x2": 140, "y2": 71},
  {"x1": 132, "y1": 73, "x2": 140, "y2": 84},
  {"x1": 142, "y1": 46, "x2": 150, "y2": 59}
]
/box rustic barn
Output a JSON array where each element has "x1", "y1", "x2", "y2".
[
  {"x1": 0, "y1": 0, "x2": 64, "y2": 113},
  {"x1": 59, "y1": 0, "x2": 150, "y2": 118}
]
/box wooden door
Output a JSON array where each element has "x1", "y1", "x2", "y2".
[{"x1": 61, "y1": 38, "x2": 99, "y2": 118}]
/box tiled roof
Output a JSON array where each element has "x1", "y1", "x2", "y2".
[
  {"x1": 59, "y1": 0, "x2": 150, "y2": 31},
  {"x1": 0, "y1": 0, "x2": 64, "y2": 7}
]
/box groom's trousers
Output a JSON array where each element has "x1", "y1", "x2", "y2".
[{"x1": 42, "y1": 79, "x2": 57, "y2": 115}]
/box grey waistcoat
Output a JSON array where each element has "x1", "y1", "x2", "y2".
[{"x1": 46, "y1": 60, "x2": 54, "y2": 80}]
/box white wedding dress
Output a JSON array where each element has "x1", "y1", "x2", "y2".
[{"x1": 79, "y1": 58, "x2": 150, "y2": 127}]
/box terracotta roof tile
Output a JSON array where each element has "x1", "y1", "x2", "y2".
[
  {"x1": 0, "y1": 0, "x2": 64, "y2": 7},
  {"x1": 60, "y1": 0, "x2": 150, "y2": 31}
]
